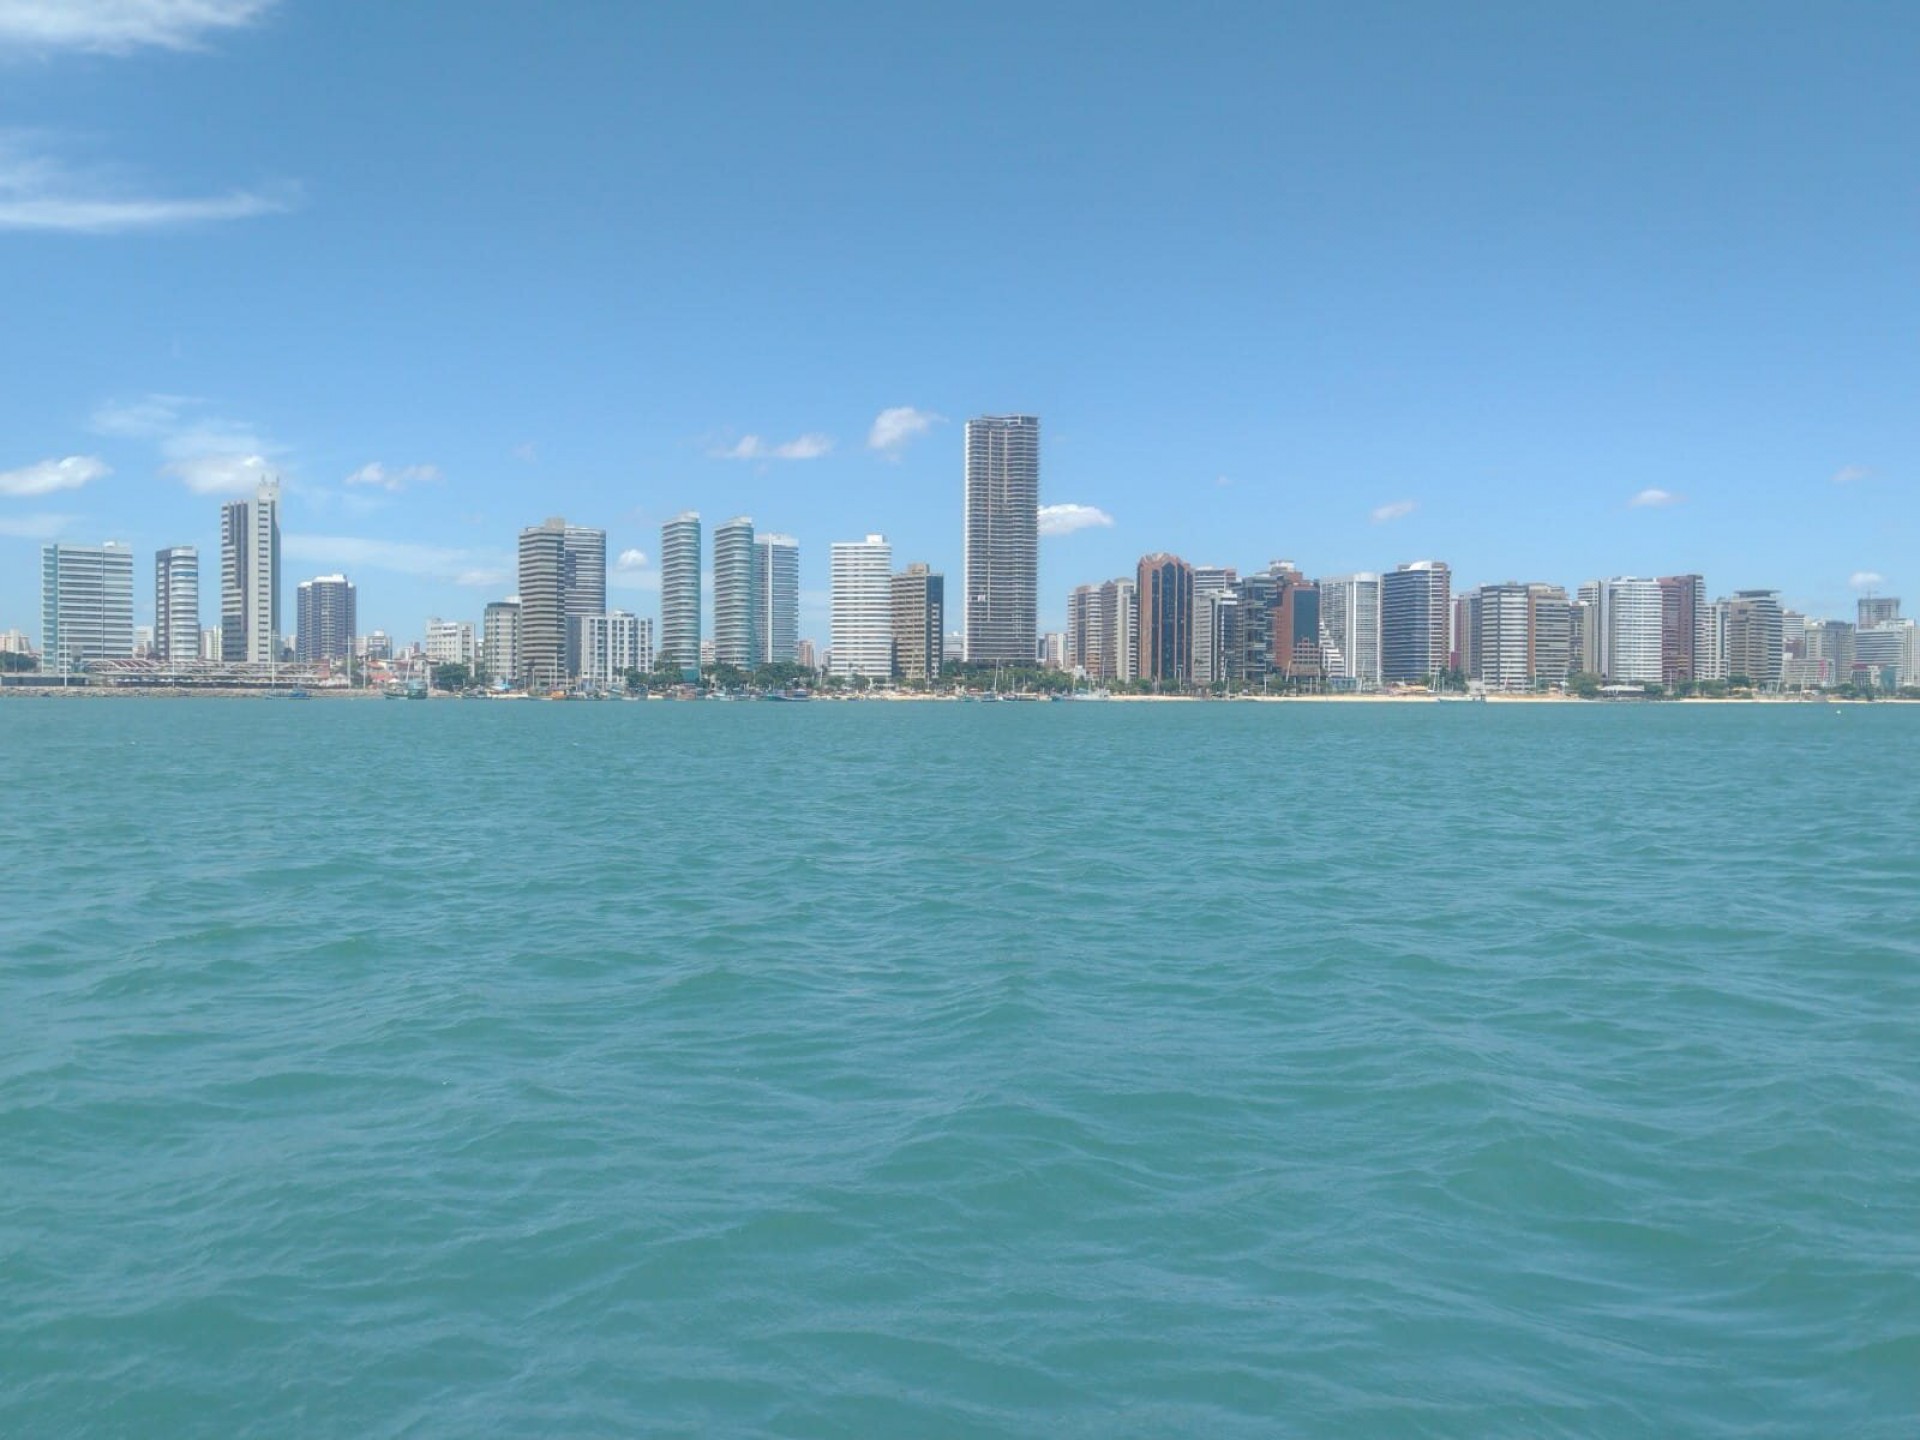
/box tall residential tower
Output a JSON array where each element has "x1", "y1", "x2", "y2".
[
  {"x1": 712, "y1": 516, "x2": 758, "y2": 668},
  {"x1": 962, "y1": 414, "x2": 1039, "y2": 663},
  {"x1": 660, "y1": 512, "x2": 702, "y2": 675},
  {"x1": 154, "y1": 546, "x2": 200, "y2": 663}
]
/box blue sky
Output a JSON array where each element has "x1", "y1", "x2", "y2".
[{"x1": 2, "y1": 1, "x2": 1914, "y2": 642}]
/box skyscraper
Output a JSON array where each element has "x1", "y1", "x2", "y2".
[
  {"x1": 712, "y1": 516, "x2": 758, "y2": 668},
  {"x1": 1526, "y1": 584, "x2": 1574, "y2": 688},
  {"x1": 754, "y1": 533, "x2": 800, "y2": 666},
  {"x1": 1466, "y1": 583, "x2": 1532, "y2": 690},
  {"x1": 220, "y1": 479, "x2": 280, "y2": 664},
  {"x1": 1581, "y1": 577, "x2": 1663, "y2": 684},
  {"x1": 1657, "y1": 574, "x2": 1707, "y2": 685},
  {"x1": 660, "y1": 512, "x2": 702, "y2": 675},
  {"x1": 1381, "y1": 561, "x2": 1450, "y2": 683},
  {"x1": 295, "y1": 574, "x2": 357, "y2": 663},
  {"x1": 1723, "y1": 589, "x2": 1784, "y2": 687},
  {"x1": 483, "y1": 600, "x2": 521, "y2": 685},
  {"x1": 1318, "y1": 573, "x2": 1381, "y2": 688},
  {"x1": 890, "y1": 563, "x2": 944, "y2": 681},
  {"x1": 41, "y1": 541, "x2": 134, "y2": 673},
  {"x1": 517, "y1": 518, "x2": 568, "y2": 690},
  {"x1": 562, "y1": 525, "x2": 607, "y2": 678},
  {"x1": 963, "y1": 414, "x2": 1039, "y2": 663},
  {"x1": 831, "y1": 535, "x2": 893, "y2": 680},
  {"x1": 1136, "y1": 553, "x2": 1194, "y2": 686},
  {"x1": 154, "y1": 546, "x2": 200, "y2": 663}
]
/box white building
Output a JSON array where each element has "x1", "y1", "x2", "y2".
[
  {"x1": 220, "y1": 479, "x2": 280, "y2": 664},
  {"x1": 424, "y1": 618, "x2": 477, "y2": 667},
  {"x1": 0, "y1": 628, "x2": 32, "y2": 655},
  {"x1": 1318, "y1": 573, "x2": 1381, "y2": 687},
  {"x1": 154, "y1": 546, "x2": 200, "y2": 663},
  {"x1": 483, "y1": 600, "x2": 521, "y2": 685},
  {"x1": 830, "y1": 534, "x2": 894, "y2": 680},
  {"x1": 578, "y1": 610, "x2": 652, "y2": 688},
  {"x1": 1579, "y1": 577, "x2": 1663, "y2": 684},
  {"x1": 660, "y1": 512, "x2": 701, "y2": 673},
  {"x1": 712, "y1": 517, "x2": 758, "y2": 668},
  {"x1": 41, "y1": 541, "x2": 135, "y2": 673}
]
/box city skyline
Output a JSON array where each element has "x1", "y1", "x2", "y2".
[{"x1": 1, "y1": 6, "x2": 1914, "y2": 642}]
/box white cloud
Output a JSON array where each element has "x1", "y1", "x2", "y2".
[
  {"x1": 92, "y1": 393, "x2": 285, "y2": 494},
  {"x1": 712, "y1": 433, "x2": 834, "y2": 461},
  {"x1": 1037, "y1": 503, "x2": 1114, "y2": 537},
  {"x1": 611, "y1": 547, "x2": 658, "y2": 591},
  {"x1": 1850, "y1": 571, "x2": 1886, "y2": 590},
  {"x1": 0, "y1": 0, "x2": 275, "y2": 53},
  {"x1": 0, "y1": 134, "x2": 295, "y2": 233},
  {"x1": 283, "y1": 534, "x2": 511, "y2": 586},
  {"x1": 1831, "y1": 464, "x2": 1871, "y2": 485},
  {"x1": 1369, "y1": 499, "x2": 1416, "y2": 523},
  {"x1": 867, "y1": 406, "x2": 942, "y2": 459},
  {"x1": 0, "y1": 512, "x2": 76, "y2": 539},
  {"x1": 1629, "y1": 488, "x2": 1680, "y2": 508},
  {"x1": 345, "y1": 461, "x2": 442, "y2": 492},
  {"x1": 0, "y1": 454, "x2": 109, "y2": 497},
  {"x1": 511, "y1": 442, "x2": 538, "y2": 463}
]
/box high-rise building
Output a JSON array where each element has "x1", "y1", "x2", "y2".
[
  {"x1": 1467, "y1": 583, "x2": 1533, "y2": 691},
  {"x1": 483, "y1": 601, "x2": 520, "y2": 685},
  {"x1": 1381, "y1": 561, "x2": 1450, "y2": 683},
  {"x1": 1193, "y1": 588, "x2": 1239, "y2": 686},
  {"x1": 1137, "y1": 553, "x2": 1193, "y2": 686},
  {"x1": 1657, "y1": 575, "x2": 1707, "y2": 685},
  {"x1": 1526, "y1": 584, "x2": 1574, "y2": 688},
  {"x1": 1698, "y1": 601, "x2": 1728, "y2": 680},
  {"x1": 517, "y1": 518, "x2": 568, "y2": 690},
  {"x1": 220, "y1": 479, "x2": 280, "y2": 664},
  {"x1": 1723, "y1": 589, "x2": 1784, "y2": 687},
  {"x1": 754, "y1": 533, "x2": 799, "y2": 666},
  {"x1": 1066, "y1": 578, "x2": 1140, "y2": 682},
  {"x1": 830, "y1": 535, "x2": 893, "y2": 680},
  {"x1": 41, "y1": 541, "x2": 134, "y2": 673},
  {"x1": 154, "y1": 546, "x2": 200, "y2": 663},
  {"x1": 1858, "y1": 595, "x2": 1901, "y2": 629},
  {"x1": 1269, "y1": 568, "x2": 1322, "y2": 684},
  {"x1": 1804, "y1": 620, "x2": 1854, "y2": 688},
  {"x1": 1318, "y1": 573, "x2": 1381, "y2": 688},
  {"x1": 891, "y1": 563, "x2": 944, "y2": 681},
  {"x1": 712, "y1": 516, "x2": 758, "y2": 669},
  {"x1": 296, "y1": 574, "x2": 357, "y2": 663},
  {"x1": 660, "y1": 512, "x2": 702, "y2": 675},
  {"x1": 962, "y1": 414, "x2": 1039, "y2": 663},
  {"x1": 578, "y1": 610, "x2": 653, "y2": 689},
  {"x1": 562, "y1": 525, "x2": 607, "y2": 678},
  {"x1": 1581, "y1": 577, "x2": 1663, "y2": 685},
  {"x1": 1852, "y1": 620, "x2": 1915, "y2": 689}
]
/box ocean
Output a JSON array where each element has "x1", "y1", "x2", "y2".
[{"x1": 3, "y1": 699, "x2": 1916, "y2": 1437}]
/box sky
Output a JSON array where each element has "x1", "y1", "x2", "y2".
[{"x1": 2, "y1": 0, "x2": 1915, "y2": 643}]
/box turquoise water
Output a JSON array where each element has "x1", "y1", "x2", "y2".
[{"x1": 3, "y1": 699, "x2": 1917, "y2": 1437}]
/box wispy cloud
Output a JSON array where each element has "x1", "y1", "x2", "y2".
[
  {"x1": 0, "y1": 454, "x2": 109, "y2": 497},
  {"x1": 867, "y1": 406, "x2": 942, "y2": 459},
  {"x1": 1629, "y1": 488, "x2": 1680, "y2": 508},
  {"x1": 1370, "y1": 499, "x2": 1416, "y2": 523},
  {"x1": 511, "y1": 442, "x2": 538, "y2": 464},
  {"x1": 283, "y1": 533, "x2": 511, "y2": 588},
  {"x1": 1831, "y1": 464, "x2": 1871, "y2": 486},
  {"x1": 92, "y1": 392, "x2": 285, "y2": 495},
  {"x1": 1850, "y1": 571, "x2": 1886, "y2": 590},
  {"x1": 0, "y1": 511, "x2": 77, "y2": 539},
  {"x1": 345, "y1": 461, "x2": 442, "y2": 493},
  {"x1": 712, "y1": 433, "x2": 834, "y2": 461},
  {"x1": 0, "y1": 0, "x2": 276, "y2": 54},
  {"x1": 0, "y1": 135, "x2": 296, "y2": 234},
  {"x1": 1037, "y1": 503, "x2": 1114, "y2": 537}
]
